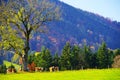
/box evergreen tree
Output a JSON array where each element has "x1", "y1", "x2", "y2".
[
  {"x1": 34, "y1": 47, "x2": 52, "y2": 71},
  {"x1": 97, "y1": 42, "x2": 110, "y2": 68},
  {"x1": 107, "y1": 50, "x2": 114, "y2": 68},
  {"x1": 70, "y1": 45, "x2": 80, "y2": 70},
  {"x1": 77, "y1": 49, "x2": 86, "y2": 69},
  {"x1": 52, "y1": 52, "x2": 60, "y2": 67},
  {"x1": 34, "y1": 46, "x2": 46, "y2": 67},
  {"x1": 28, "y1": 54, "x2": 35, "y2": 64},
  {"x1": 44, "y1": 49, "x2": 52, "y2": 70},
  {"x1": 114, "y1": 48, "x2": 120, "y2": 56},
  {"x1": 60, "y1": 42, "x2": 72, "y2": 70},
  {"x1": 84, "y1": 45, "x2": 92, "y2": 68},
  {"x1": 90, "y1": 53, "x2": 98, "y2": 68}
]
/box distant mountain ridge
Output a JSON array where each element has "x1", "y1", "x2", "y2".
[{"x1": 30, "y1": 0, "x2": 120, "y2": 53}]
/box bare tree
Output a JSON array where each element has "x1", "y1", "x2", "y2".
[{"x1": 0, "y1": 0, "x2": 60, "y2": 71}]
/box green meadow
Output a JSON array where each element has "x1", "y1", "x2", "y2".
[{"x1": 0, "y1": 69, "x2": 120, "y2": 80}]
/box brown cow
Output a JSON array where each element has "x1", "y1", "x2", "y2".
[
  {"x1": 54, "y1": 66, "x2": 59, "y2": 71},
  {"x1": 7, "y1": 68, "x2": 16, "y2": 73},
  {"x1": 35, "y1": 67, "x2": 44, "y2": 72}
]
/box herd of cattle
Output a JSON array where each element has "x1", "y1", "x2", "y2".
[
  {"x1": 34, "y1": 66, "x2": 59, "y2": 72},
  {"x1": 7, "y1": 66, "x2": 59, "y2": 73}
]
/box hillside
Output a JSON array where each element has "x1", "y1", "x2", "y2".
[
  {"x1": 0, "y1": 0, "x2": 120, "y2": 54},
  {"x1": 30, "y1": 0, "x2": 120, "y2": 53}
]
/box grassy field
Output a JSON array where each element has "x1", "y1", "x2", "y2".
[{"x1": 0, "y1": 69, "x2": 120, "y2": 80}]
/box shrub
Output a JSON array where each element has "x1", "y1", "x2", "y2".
[
  {"x1": 28, "y1": 62, "x2": 36, "y2": 72},
  {"x1": 8, "y1": 64, "x2": 15, "y2": 69},
  {"x1": 112, "y1": 55, "x2": 120, "y2": 68},
  {"x1": 0, "y1": 64, "x2": 7, "y2": 74}
]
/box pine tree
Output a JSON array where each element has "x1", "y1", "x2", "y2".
[
  {"x1": 60, "y1": 42, "x2": 72, "y2": 70},
  {"x1": 70, "y1": 45, "x2": 80, "y2": 70},
  {"x1": 107, "y1": 50, "x2": 114, "y2": 68},
  {"x1": 34, "y1": 47, "x2": 52, "y2": 71},
  {"x1": 97, "y1": 42, "x2": 110, "y2": 68},
  {"x1": 77, "y1": 48, "x2": 86, "y2": 69},
  {"x1": 52, "y1": 52, "x2": 60, "y2": 67},
  {"x1": 114, "y1": 48, "x2": 120, "y2": 56},
  {"x1": 28, "y1": 54, "x2": 35, "y2": 64},
  {"x1": 84, "y1": 45, "x2": 92, "y2": 68},
  {"x1": 44, "y1": 49, "x2": 52, "y2": 70},
  {"x1": 90, "y1": 53, "x2": 98, "y2": 68}
]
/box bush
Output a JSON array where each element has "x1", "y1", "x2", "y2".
[
  {"x1": 28, "y1": 62, "x2": 36, "y2": 72},
  {"x1": 112, "y1": 55, "x2": 120, "y2": 68},
  {"x1": 0, "y1": 64, "x2": 7, "y2": 74},
  {"x1": 8, "y1": 64, "x2": 15, "y2": 69}
]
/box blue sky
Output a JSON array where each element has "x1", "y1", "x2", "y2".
[{"x1": 60, "y1": 0, "x2": 120, "y2": 22}]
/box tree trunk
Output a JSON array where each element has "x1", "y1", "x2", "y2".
[
  {"x1": 22, "y1": 34, "x2": 30, "y2": 71},
  {"x1": 22, "y1": 53, "x2": 28, "y2": 71}
]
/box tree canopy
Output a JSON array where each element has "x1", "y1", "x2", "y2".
[{"x1": 0, "y1": 0, "x2": 60, "y2": 71}]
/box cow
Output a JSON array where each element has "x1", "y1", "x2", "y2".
[
  {"x1": 49, "y1": 66, "x2": 59, "y2": 72},
  {"x1": 49, "y1": 66, "x2": 54, "y2": 72},
  {"x1": 35, "y1": 67, "x2": 44, "y2": 72},
  {"x1": 54, "y1": 66, "x2": 59, "y2": 71},
  {"x1": 7, "y1": 68, "x2": 16, "y2": 73}
]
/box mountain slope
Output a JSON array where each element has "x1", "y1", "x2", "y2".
[
  {"x1": 30, "y1": 0, "x2": 120, "y2": 53},
  {"x1": 29, "y1": 0, "x2": 120, "y2": 53}
]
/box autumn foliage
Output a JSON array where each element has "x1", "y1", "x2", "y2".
[
  {"x1": 28, "y1": 62, "x2": 36, "y2": 71},
  {"x1": 112, "y1": 55, "x2": 120, "y2": 68}
]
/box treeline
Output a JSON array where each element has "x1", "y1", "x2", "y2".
[{"x1": 28, "y1": 42, "x2": 120, "y2": 71}]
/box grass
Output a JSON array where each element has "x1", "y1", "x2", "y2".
[
  {"x1": 0, "y1": 69, "x2": 120, "y2": 80},
  {"x1": 3, "y1": 60, "x2": 21, "y2": 70}
]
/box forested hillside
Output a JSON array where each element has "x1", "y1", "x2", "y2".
[{"x1": 30, "y1": 0, "x2": 120, "y2": 53}]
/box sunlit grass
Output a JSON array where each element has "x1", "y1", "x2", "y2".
[
  {"x1": 3, "y1": 60, "x2": 21, "y2": 70},
  {"x1": 0, "y1": 69, "x2": 120, "y2": 80}
]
